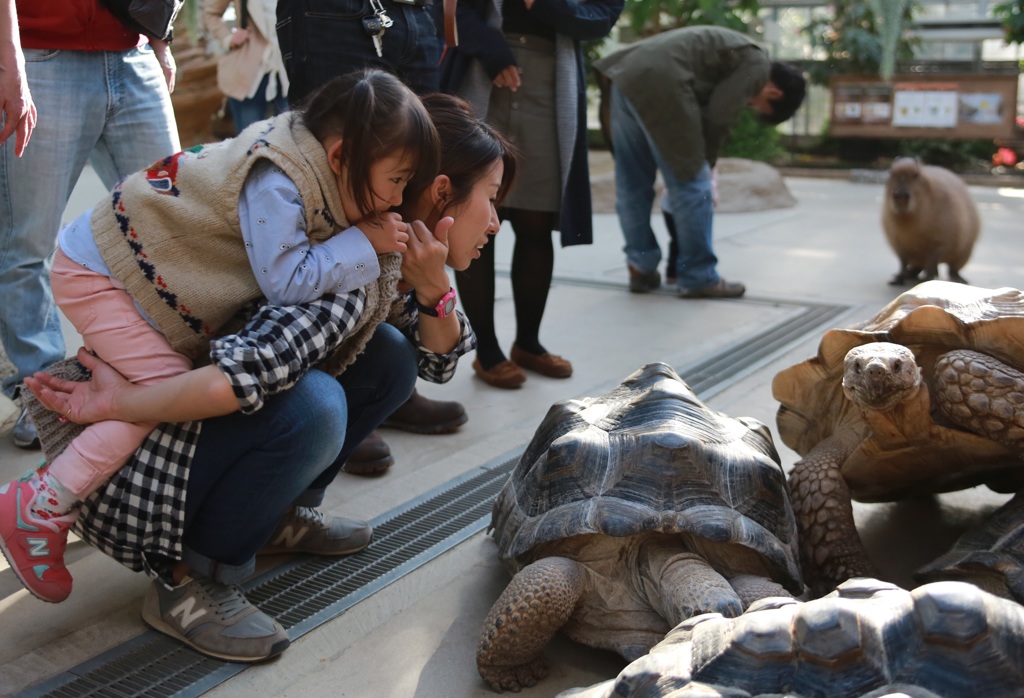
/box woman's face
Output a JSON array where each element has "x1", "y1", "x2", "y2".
[{"x1": 442, "y1": 159, "x2": 504, "y2": 271}]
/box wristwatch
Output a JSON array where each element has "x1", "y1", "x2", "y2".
[{"x1": 417, "y1": 287, "x2": 457, "y2": 318}]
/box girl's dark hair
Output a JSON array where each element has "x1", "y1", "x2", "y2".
[
  {"x1": 300, "y1": 69, "x2": 441, "y2": 220},
  {"x1": 406, "y1": 93, "x2": 517, "y2": 220}
]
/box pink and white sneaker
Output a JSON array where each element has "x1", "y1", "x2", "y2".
[{"x1": 0, "y1": 476, "x2": 75, "y2": 603}]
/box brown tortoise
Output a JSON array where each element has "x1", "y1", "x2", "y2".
[
  {"x1": 478, "y1": 363, "x2": 803, "y2": 693},
  {"x1": 772, "y1": 280, "x2": 1024, "y2": 596}
]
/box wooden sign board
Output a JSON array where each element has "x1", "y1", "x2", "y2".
[{"x1": 829, "y1": 73, "x2": 1018, "y2": 139}]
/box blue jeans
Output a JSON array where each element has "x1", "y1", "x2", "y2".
[
  {"x1": 0, "y1": 45, "x2": 179, "y2": 398},
  {"x1": 276, "y1": 0, "x2": 442, "y2": 102},
  {"x1": 181, "y1": 323, "x2": 417, "y2": 583},
  {"x1": 227, "y1": 73, "x2": 289, "y2": 134},
  {"x1": 609, "y1": 85, "x2": 718, "y2": 289}
]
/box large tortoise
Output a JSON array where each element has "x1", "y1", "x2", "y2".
[
  {"x1": 772, "y1": 280, "x2": 1024, "y2": 596},
  {"x1": 477, "y1": 363, "x2": 803, "y2": 693},
  {"x1": 559, "y1": 577, "x2": 1024, "y2": 698},
  {"x1": 917, "y1": 490, "x2": 1024, "y2": 601}
]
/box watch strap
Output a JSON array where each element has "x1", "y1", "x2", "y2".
[{"x1": 416, "y1": 287, "x2": 457, "y2": 318}]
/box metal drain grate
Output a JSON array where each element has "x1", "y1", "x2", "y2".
[
  {"x1": 682, "y1": 302, "x2": 849, "y2": 398},
  {"x1": 18, "y1": 295, "x2": 850, "y2": 698}
]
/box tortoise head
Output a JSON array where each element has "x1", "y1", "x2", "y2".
[{"x1": 842, "y1": 342, "x2": 922, "y2": 411}]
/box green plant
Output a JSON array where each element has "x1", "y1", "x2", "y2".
[
  {"x1": 993, "y1": 0, "x2": 1024, "y2": 44},
  {"x1": 896, "y1": 138, "x2": 994, "y2": 171},
  {"x1": 623, "y1": 0, "x2": 760, "y2": 37},
  {"x1": 720, "y1": 110, "x2": 784, "y2": 162},
  {"x1": 803, "y1": 1, "x2": 918, "y2": 85}
]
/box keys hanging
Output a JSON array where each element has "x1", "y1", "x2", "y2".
[
  {"x1": 370, "y1": 0, "x2": 393, "y2": 29},
  {"x1": 361, "y1": 15, "x2": 385, "y2": 57}
]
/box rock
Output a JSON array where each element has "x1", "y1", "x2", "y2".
[{"x1": 715, "y1": 157, "x2": 797, "y2": 212}]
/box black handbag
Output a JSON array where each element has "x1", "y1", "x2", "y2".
[{"x1": 99, "y1": 0, "x2": 184, "y2": 41}]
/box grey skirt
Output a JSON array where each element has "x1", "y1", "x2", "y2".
[{"x1": 487, "y1": 33, "x2": 561, "y2": 213}]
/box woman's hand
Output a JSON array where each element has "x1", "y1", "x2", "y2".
[
  {"x1": 492, "y1": 65, "x2": 521, "y2": 91},
  {"x1": 149, "y1": 38, "x2": 176, "y2": 93},
  {"x1": 229, "y1": 27, "x2": 250, "y2": 49},
  {"x1": 26, "y1": 347, "x2": 239, "y2": 424},
  {"x1": 402, "y1": 217, "x2": 454, "y2": 305},
  {"x1": 23, "y1": 348, "x2": 125, "y2": 425}
]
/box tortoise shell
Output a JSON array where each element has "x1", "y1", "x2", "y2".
[
  {"x1": 773, "y1": 280, "x2": 1024, "y2": 501},
  {"x1": 560, "y1": 577, "x2": 1024, "y2": 698},
  {"x1": 917, "y1": 491, "x2": 1024, "y2": 603},
  {"x1": 491, "y1": 362, "x2": 802, "y2": 594}
]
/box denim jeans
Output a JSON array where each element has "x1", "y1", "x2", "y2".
[
  {"x1": 181, "y1": 323, "x2": 417, "y2": 582},
  {"x1": 0, "y1": 45, "x2": 179, "y2": 398},
  {"x1": 609, "y1": 85, "x2": 718, "y2": 289},
  {"x1": 276, "y1": 0, "x2": 442, "y2": 103},
  {"x1": 227, "y1": 73, "x2": 290, "y2": 134}
]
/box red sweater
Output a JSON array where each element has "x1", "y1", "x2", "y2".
[{"x1": 17, "y1": 0, "x2": 144, "y2": 51}]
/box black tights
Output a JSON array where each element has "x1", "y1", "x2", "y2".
[{"x1": 455, "y1": 208, "x2": 557, "y2": 369}]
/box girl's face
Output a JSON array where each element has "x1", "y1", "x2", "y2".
[
  {"x1": 443, "y1": 159, "x2": 504, "y2": 271},
  {"x1": 330, "y1": 140, "x2": 416, "y2": 223}
]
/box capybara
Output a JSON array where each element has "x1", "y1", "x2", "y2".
[{"x1": 881, "y1": 157, "x2": 980, "y2": 285}]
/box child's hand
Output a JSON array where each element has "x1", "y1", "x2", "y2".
[{"x1": 356, "y1": 212, "x2": 410, "y2": 254}]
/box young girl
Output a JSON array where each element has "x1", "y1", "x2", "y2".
[{"x1": 0, "y1": 68, "x2": 440, "y2": 604}]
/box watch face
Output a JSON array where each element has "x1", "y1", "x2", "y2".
[{"x1": 442, "y1": 296, "x2": 457, "y2": 315}]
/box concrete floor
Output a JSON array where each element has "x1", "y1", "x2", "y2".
[{"x1": 2, "y1": 160, "x2": 1024, "y2": 697}]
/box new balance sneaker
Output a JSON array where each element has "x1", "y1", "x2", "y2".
[
  {"x1": 259, "y1": 506, "x2": 373, "y2": 556},
  {"x1": 141, "y1": 575, "x2": 290, "y2": 662},
  {"x1": 12, "y1": 406, "x2": 40, "y2": 449},
  {"x1": 0, "y1": 477, "x2": 75, "y2": 603}
]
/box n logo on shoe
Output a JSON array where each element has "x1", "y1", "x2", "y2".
[
  {"x1": 170, "y1": 597, "x2": 208, "y2": 630},
  {"x1": 272, "y1": 525, "x2": 309, "y2": 549},
  {"x1": 26, "y1": 537, "x2": 49, "y2": 557}
]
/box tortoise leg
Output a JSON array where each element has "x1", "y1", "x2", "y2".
[
  {"x1": 788, "y1": 435, "x2": 878, "y2": 597},
  {"x1": 477, "y1": 556, "x2": 585, "y2": 693},
  {"x1": 935, "y1": 349, "x2": 1024, "y2": 456},
  {"x1": 639, "y1": 539, "x2": 742, "y2": 627},
  {"x1": 728, "y1": 574, "x2": 793, "y2": 608}
]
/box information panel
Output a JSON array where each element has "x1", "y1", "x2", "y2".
[{"x1": 828, "y1": 73, "x2": 1018, "y2": 139}]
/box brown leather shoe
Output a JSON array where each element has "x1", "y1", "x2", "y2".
[
  {"x1": 510, "y1": 345, "x2": 573, "y2": 379},
  {"x1": 628, "y1": 265, "x2": 661, "y2": 294},
  {"x1": 381, "y1": 388, "x2": 467, "y2": 434},
  {"x1": 342, "y1": 430, "x2": 394, "y2": 475},
  {"x1": 473, "y1": 358, "x2": 526, "y2": 389}
]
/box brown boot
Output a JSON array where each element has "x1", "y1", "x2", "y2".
[
  {"x1": 342, "y1": 430, "x2": 394, "y2": 476},
  {"x1": 381, "y1": 389, "x2": 467, "y2": 435}
]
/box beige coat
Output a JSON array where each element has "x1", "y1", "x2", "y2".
[{"x1": 203, "y1": 0, "x2": 289, "y2": 101}]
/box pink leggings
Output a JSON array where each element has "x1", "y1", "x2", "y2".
[{"x1": 48, "y1": 247, "x2": 193, "y2": 499}]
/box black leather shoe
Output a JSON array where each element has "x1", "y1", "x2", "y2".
[{"x1": 12, "y1": 406, "x2": 40, "y2": 449}]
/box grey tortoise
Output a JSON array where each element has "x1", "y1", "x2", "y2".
[
  {"x1": 917, "y1": 490, "x2": 1024, "y2": 602},
  {"x1": 478, "y1": 363, "x2": 803, "y2": 693},
  {"x1": 559, "y1": 577, "x2": 1024, "y2": 698}
]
